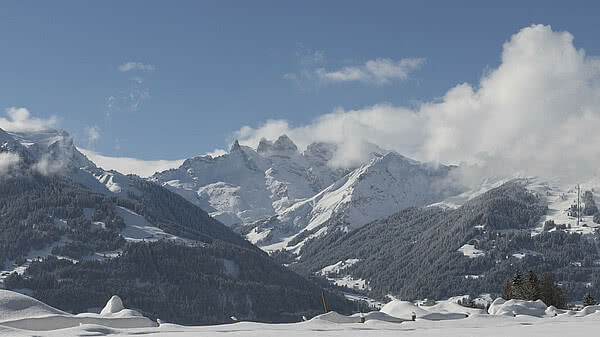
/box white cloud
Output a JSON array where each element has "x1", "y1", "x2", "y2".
[
  {"x1": 118, "y1": 62, "x2": 156, "y2": 72},
  {"x1": 236, "y1": 25, "x2": 600, "y2": 183},
  {"x1": 78, "y1": 148, "x2": 184, "y2": 178},
  {"x1": 0, "y1": 152, "x2": 21, "y2": 176},
  {"x1": 317, "y1": 58, "x2": 426, "y2": 85},
  {"x1": 33, "y1": 153, "x2": 65, "y2": 176},
  {"x1": 85, "y1": 126, "x2": 101, "y2": 148},
  {"x1": 206, "y1": 149, "x2": 227, "y2": 158},
  {"x1": 0, "y1": 107, "x2": 57, "y2": 132}
]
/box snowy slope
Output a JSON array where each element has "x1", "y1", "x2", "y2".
[
  {"x1": 152, "y1": 136, "x2": 463, "y2": 250},
  {"x1": 247, "y1": 152, "x2": 463, "y2": 249},
  {"x1": 427, "y1": 175, "x2": 600, "y2": 263},
  {"x1": 151, "y1": 136, "x2": 352, "y2": 226},
  {"x1": 434, "y1": 175, "x2": 600, "y2": 237},
  {"x1": 0, "y1": 127, "x2": 141, "y2": 197}
]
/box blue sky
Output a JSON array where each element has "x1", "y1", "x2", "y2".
[{"x1": 1, "y1": 0, "x2": 600, "y2": 161}]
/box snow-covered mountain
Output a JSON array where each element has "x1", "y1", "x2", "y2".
[
  {"x1": 151, "y1": 135, "x2": 354, "y2": 226},
  {"x1": 244, "y1": 152, "x2": 463, "y2": 250},
  {"x1": 433, "y1": 175, "x2": 600, "y2": 240},
  {"x1": 151, "y1": 135, "x2": 464, "y2": 250},
  {"x1": 0, "y1": 127, "x2": 141, "y2": 197}
]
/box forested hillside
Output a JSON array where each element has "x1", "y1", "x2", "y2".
[
  {"x1": 4, "y1": 241, "x2": 350, "y2": 325},
  {"x1": 0, "y1": 173, "x2": 352, "y2": 325},
  {"x1": 292, "y1": 181, "x2": 600, "y2": 302}
]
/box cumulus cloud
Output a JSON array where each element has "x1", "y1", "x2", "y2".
[
  {"x1": 85, "y1": 126, "x2": 101, "y2": 148},
  {"x1": 284, "y1": 45, "x2": 424, "y2": 86},
  {"x1": 0, "y1": 152, "x2": 21, "y2": 176},
  {"x1": 118, "y1": 62, "x2": 156, "y2": 72},
  {"x1": 317, "y1": 58, "x2": 426, "y2": 85},
  {"x1": 78, "y1": 148, "x2": 184, "y2": 178},
  {"x1": 236, "y1": 25, "x2": 600, "y2": 183},
  {"x1": 0, "y1": 107, "x2": 57, "y2": 132},
  {"x1": 206, "y1": 149, "x2": 227, "y2": 158}
]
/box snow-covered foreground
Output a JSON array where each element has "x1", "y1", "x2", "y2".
[
  {"x1": 1, "y1": 312, "x2": 599, "y2": 336},
  {"x1": 1, "y1": 290, "x2": 599, "y2": 337}
]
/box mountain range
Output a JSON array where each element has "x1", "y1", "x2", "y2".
[
  {"x1": 151, "y1": 135, "x2": 464, "y2": 251},
  {"x1": 0, "y1": 127, "x2": 353, "y2": 324},
  {"x1": 2, "y1": 126, "x2": 600, "y2": 321}
]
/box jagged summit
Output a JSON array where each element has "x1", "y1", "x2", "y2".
[
  {"x1": 230, "y1": 139, "x2": 242, "y2": 152},
  {"x1": 304, "y1": 142, "x2": 336, "y2": 162},
  {"x1": 256, "y1": 135, "x2": 299, "y2": 156},
  {"x1": 257, "y1": 138, "x2": 273, "y2": 153},
  {"x1": 151, "y1": 135, "x2": 351, "y2": 227},
  {"x1": 272, "y1": 134, "x2": 298, "y2": 153}
]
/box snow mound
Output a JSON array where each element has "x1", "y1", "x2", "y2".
[
  {"x1": 425, "y1": 297, "x2": 485, "y2": 316},
  {"x1": 0, "y1": 290, "x2": 68, "y2": 322},
  {"x1": 381, "y1": 299, "x2": 482, "y2": 321},
  {"x1": 545, "y1": 305, "x2": 567, "y2": 317},
  {"x1": 420, "y1": 312, "x2": 470, "y2": 321},
  {"x1": 577, "y1": 305, "x2": 600, "y2": 317},
  {"x1": 380, "y1": 300, "x2": 429, "y2": 319},
  {"x1": 310, "y1": 311, "x2": 363, "y2": 324},
  {"x1": 311, "y1": 311, "x2": 408, "y2": 324},
  {"x1": 352, "y1": 311, "x2": 409, "y2": 323},
  {"x1": 488, "y1": 298, "x2": 547, "y2": 317},
  {"x1": 0, "y1": 290, "x2": 155, "y2": 331},
  {"x1": 100, "y1": 295, "x2": 124, "y2": 315}
]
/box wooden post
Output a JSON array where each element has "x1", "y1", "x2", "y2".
[{"x1": 321, "y1": 291, "x2": 328, "y2": 313}]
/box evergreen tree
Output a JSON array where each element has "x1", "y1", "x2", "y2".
[
  {"x1": 539, "y1": 273, "x2": 568, "y2": 309},
  {"x1": 540, "y1": 272, "x2": 555, "y2": 306},
  {"x1": 502, "y1": 279, "x2": 513, "y2": 300},
  {"x1": 583, "y1": 293, "x2": 597, "y2": 307},
  {"x1": 512, "y1": 271, "x2": 525, "y2": 299},
  {"x1": 524, "y1": 270, "x2": 540, "y2": 300}
]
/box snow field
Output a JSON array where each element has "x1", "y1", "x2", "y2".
[{"x1": 2, "y1": 290, "x2": 600, "y2": 336}]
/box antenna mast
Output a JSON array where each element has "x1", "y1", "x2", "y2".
[{"x1": 577, "y1": 184, "x2": 581, "y2": 227}]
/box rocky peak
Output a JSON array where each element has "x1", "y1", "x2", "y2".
[
  {"x1": 256, "y1": 138, "x2": 273, "y2": 153},
  {"x1": 304, "y1": 142, "x2": 336, "y2": 163},
  {"x1": 230, "y1": 140, "x2": 242, "y2": 152},
  {"x1": 271, "y1": 135, "x2": 298, "y2": 153}
]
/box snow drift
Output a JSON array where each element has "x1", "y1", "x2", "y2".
[{"x1": 0, "y1": 290, "x2": 156, "y2": 331}]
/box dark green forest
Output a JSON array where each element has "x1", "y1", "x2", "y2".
[
  {"x1": 291, "y1": 181, "x2": 600, "y2": 303},
  {"x1": 0, "y1": 173, "x2": 352, "y2": 325}
]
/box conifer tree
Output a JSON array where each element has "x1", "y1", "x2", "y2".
[
  {"x1": 512, "y1": 271, "x2": 524, "y2": 299},
  {"x1": 525, "y1": 270, "x2": 540, "y2": 300},
  {"x1": 502, "y1": 279, "x2": 513, "y2": 300},
  {"x1": 583, "y1": 293, "x2": 597, "y2": 307}
]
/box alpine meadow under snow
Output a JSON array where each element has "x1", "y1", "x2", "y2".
[{"x1": 2, "y1": 5, "x2": 600, "y2": 336}]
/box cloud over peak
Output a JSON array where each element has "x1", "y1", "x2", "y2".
[
  {"x1": 0, "y1": 107, "x2": 57, "y2": 133},
  {"x1": 238, "y1": 25, "x2": 600, "y2": 182}
]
